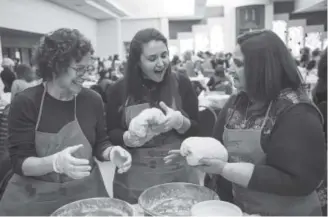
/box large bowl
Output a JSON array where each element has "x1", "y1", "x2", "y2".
[
  {"x1": 50, "y1": 197, "x2": 136, "y2": 216},
  {"x1": 138, "y1": 182, "x2": 219, "y2": 216},
  {"x1": 191, "y1": 200, "x2": 243, "y2": 216}
]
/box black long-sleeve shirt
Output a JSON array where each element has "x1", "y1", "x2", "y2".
[
  {"x1": 213, "y1": 95, "x2": 326, "y2": 196},
  {"x1": 8, "y1": 84, "x2": 111, "y2": 176},
  {"x1": 106, "y1": 74, "x2": 199, "y2": 146}
]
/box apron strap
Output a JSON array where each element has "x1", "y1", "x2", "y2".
[
  {"x1": 35, "y1": 83, "x2": 47, "y2": 131},
  {"x1": 260, "y1": 101, "x2": 273, "y2": 129},
  {"x1": 74, "y1": 95, "x2": 77, "y2": 120}
]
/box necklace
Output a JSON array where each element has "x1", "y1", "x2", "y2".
[{"x1": 240, "y1": 101, "x2": 250, "y2": 129}]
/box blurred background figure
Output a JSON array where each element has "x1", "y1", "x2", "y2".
[
  {"x1": 1, "y1": 58, "x2": 16, "y2": 93},
  {"x1": 11, "y1": 64, "x2": 38, "y2": 101}
]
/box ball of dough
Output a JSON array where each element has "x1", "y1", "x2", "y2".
[{"x1": 180, "y1": 137, "x2": 228, "y2": 166}]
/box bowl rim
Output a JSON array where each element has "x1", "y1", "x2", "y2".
[
  {"x1": 138, "y1": 182, "x2": 219, "y2": 216},
  {"x1": 191, "y1": 200, "x2": 243, "y2": 216},
  {"x1": 50, "y1": 197, "x2": 137, "y2": 216}
]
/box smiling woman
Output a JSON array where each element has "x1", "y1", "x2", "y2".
[
  {"x1": 0, "y1": 28, "x2": 132, "y2": 216},
  {"x1": 106, "y1": 28, "x2": 199, "y2": 204}
]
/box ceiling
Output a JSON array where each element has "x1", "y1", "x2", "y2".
[
  {"x1": 47, "y1": 0, "x2": 130, "y2": 19},
  {"x1": 108, "y1": 0, "x2": 196, "y2": 18},
  {"x1": 47, "y1": 0, "x2": 206, "y2": 19}
]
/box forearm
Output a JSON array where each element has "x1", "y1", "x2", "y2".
[
  {"x1": 21, "y1": 155, "x2": 55, "y2": 176},
  {"x1": 221, "y1": 162, "x2": 255, "y2": 188}
]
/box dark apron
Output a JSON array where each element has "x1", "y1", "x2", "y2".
[
  {"x1": 0, "y1": 84, "x2": 108, "y2": 216},
  {"x1": 113, "y1": 83, "x2": 198, "y2": 204},
  {"x1": 223, "y1": 102, "x2": 322, "y2": 216}
]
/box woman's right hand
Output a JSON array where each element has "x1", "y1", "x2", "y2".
[{"x1": 52, "y1": 144, "x2": 91, "y2": 179}]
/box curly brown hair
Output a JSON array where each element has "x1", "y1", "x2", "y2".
[{"x1": 32, "y1": 28, "x2": 94, "y2": 81}]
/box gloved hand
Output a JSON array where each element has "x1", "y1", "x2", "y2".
[
  {"x1": 129, "y1": 108, "x2": 166, "y2": 137},
  {"x1": 159, "y1": 102, "x2": 184, "y2": 132},
  {"x1": 109, "y1": 146, "x2": 132, "y2": 174},
  {"x1": 52, "y1": 144, "x2": 91, "y2": 179},
  {"x1": 123, "y1": 130, "x2": 157, "y2": 147}
]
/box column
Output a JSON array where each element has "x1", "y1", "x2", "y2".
[
  {"x1": 160, "y1": 18, "x2": 169, "y2": 39},
  {"x1": 265, "y1": 2, "x2": 274, "y2": 30}
]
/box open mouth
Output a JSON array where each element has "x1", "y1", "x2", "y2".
[{"x1": 154, "y1": 69, "x2": 165, "y2": 74}]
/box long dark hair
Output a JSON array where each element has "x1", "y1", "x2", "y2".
[
  {"x1": 124, "y1": 28, "x2": 171, "y2": 102},
  {"x1": 237, "y1": 30, "x2": 302, "y2": 103}
]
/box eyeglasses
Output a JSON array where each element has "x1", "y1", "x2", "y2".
[{"x1": 69, "y1": 65, "x2": 95, "y2": 76}]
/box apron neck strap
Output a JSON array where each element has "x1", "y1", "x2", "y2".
[
  {"x1": 35, "y1": 83, "x2": 77, "y2": 131},
  {"x1": 35, "y1": 83, "x2": 47, "y2": 131},
  {"x1": 260, "y1": 101, "x2": 272, "y2": 129}
]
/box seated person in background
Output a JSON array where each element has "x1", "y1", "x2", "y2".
[
  {"x1": 11, "y1": 64, "x2": 38, "y2": 101},
  {"x1": 207, "y1": 65, "x2": 232, "y2": 94}
]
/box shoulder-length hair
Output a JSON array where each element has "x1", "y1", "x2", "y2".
[
  {"x1": 237, "y1": 30, "x2": 302, "y2": 103},
  {"x1": 124, "y1": 28, "x2": 171, "y2": 101}
]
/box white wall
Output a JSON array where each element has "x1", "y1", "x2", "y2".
[
  {"x1": 97, "y1": 19, "x2": 121, "y2": 58},
  {"x1": 121, "y1": 18, "x2": 162, "y2": 42},
  {"x1": 0, "y1": 0, "x2": 98, "y2": 48}
]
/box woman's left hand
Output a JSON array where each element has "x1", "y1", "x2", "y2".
[
  {"x1": 194, "y1": 158, "x2": 227, "y2": 175},
  {"x1": 159, "y1": 101, "x2": 184, "y2": 132},
  {"x1": 109, "y1": 146, "x2": 132, "y2": 174}
]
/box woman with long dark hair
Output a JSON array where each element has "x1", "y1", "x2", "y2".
[
  {"x1": 106, "y1": 28, "x2": 199, "y2": 204},
  {"x1": 170, "y1": 30, "x2": 326, "y2": 215}
]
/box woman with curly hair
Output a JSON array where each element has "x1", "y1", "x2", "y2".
[{"x1": 0, "y1": 28, "x2": 132, "y2": 216}]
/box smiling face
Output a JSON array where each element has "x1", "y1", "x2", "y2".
[
  {"x1": 55, "y1": 52, "x2": 93, "y2": 94},
  {"x1": 139, "y1": 40, "x2": 170, "y2": 83},
  {"x1": 231, "y1": 44, "x2": 246, "y2": 91}
]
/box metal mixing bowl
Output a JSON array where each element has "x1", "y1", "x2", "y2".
[
  {"x1": 138, "y1": 182, "x2": 219, "y2": 216},
  {"x1": 50, "y1": 197, "x2": 136, "y2": 216}
]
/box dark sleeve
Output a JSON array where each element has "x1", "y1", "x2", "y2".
[
  {"x1": 248, "y1": 104, "x2": 326, "y2": 196},
  {"x1": 178, "y1": 74, "x2": 199, "y2": 137},
  {"x1": 8, "y1": 93, "x2": 37, "y2": 176},
  {"x1": 105, "y1": 80, "x2": 126, "y2": 146},
  {"x1": 93, "y1": 93, "x2": 112, "y2": 161}
]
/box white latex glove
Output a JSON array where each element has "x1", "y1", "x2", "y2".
[
  {"x1": 129, "y1": 108, "x2": 166, "y2": 137},
  {"x1": 123, "y1": 130, "x2": 156, "y2": 147},
  {"x1": 159, "y1": 101, "x2": 184, "y2": 132},
  {"x1": 52, "y1": 144, "x2": 91, "y2": 179},
  {"x1": 109, "y1": 146, "x2": 132, "y2": 174}
]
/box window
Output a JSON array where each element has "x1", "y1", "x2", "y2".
[
  {"x1": 288, "y1": 26, "x2": 304, "y2": 57},
  {"x1": 273, "y1": 20, "x2": 287, "y2": 44},
  {"x1": 180, "y1": 38, "x2": 194, "y2": 54},
  {"x1": 210, "y1": 25, "x2": 224, "y2": 53},
  {"x1": 305, "y1": 32, "x2": 322, "y2": 51},
  {"x1": 194, "y1": 32, "x2": 209, "y2": 53}
]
